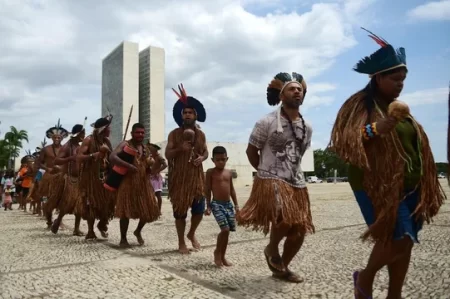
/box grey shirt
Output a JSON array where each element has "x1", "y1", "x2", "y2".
[{"x1": 249, "y1": 110, "x2": 312, "y2": 188}]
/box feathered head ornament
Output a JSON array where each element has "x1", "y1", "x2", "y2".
[
  {"x1": 354, "y1": 27, "x2": 407, "y2": 77},
  {"x1": 35, "y1": 138, "x2": 47, "y2": 152},
  {"x1": 71, "y1": 117, "x2": 87, "y2": 138},
  {"x1": 21, "y1": 150, "x2": 35, "y2": 164},
  {"x1": 172, "y1": 84, "x2": 206, "y2": 127},
  {"x1": 267, "y1": 72, "x2": 307, "y2": 106},
  {"x1": 91, "y1": 114, "x2": 113, "y2": 133},
  {"x1": 46, "y1": 119, "x2": 69, "y2": 139}
]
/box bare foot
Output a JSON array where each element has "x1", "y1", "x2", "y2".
[
  {"x1": 134, "y1": 231, "x2": 144, "y2": 246},
  {"x1": 178, "y1": 244, "x2": 190, "y2": 254},
  {"x1": 214, "y1": 250, "x2": 223, "y2": 267},
  {"x1": 119, "y1": 240, "x2": 131, "y2": 248},
  {"x1": 85, "y1": 231, "x2": 97, "y2": 240},
  {"x1": 73, "y1": 230, "x2": 85, "y2": 236},
  {"x1": 222, "y1": 257, "x2": 232, "y2": 267},
  {"x1": 187, "y1": 233, "x2": 201, "y2": 250}
]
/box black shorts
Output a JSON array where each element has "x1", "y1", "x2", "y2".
[
  {"x1": 15, "y1": 185, "x2": 22, "y2": 193},
  {"x1": 22, "y1": 187, "x2": 30, "y2": 197}
]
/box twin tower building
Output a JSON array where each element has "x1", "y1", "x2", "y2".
[{"x1": 101, "y1": 42, "x2": 165, "y2": 148}]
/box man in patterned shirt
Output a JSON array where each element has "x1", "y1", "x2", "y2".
[{"x1": 238, "y1": 72, "x2": 314, "y2": 283}]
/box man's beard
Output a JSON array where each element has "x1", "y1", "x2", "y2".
[
  {"x1": 183, "y1": 119, "x2": 196, "y2": 127},
  {"x1": 284, "y1": 97, "x2": 303, "y2": 109}
]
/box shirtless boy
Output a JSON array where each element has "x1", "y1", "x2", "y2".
[{"x1": 205, "y1": 146, "x2": 239, "y2": 267}]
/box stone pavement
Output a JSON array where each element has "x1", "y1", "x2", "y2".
[{"x1": 0, "y1": 181, "x2": 449, "y2": 299}]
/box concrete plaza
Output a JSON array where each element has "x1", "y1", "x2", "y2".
[{"x1": 0, "y1": 182, "x2": 449, "y2": 299}]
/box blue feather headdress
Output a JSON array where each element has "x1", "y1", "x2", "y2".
[
  {"x1": 354, "y1": 28, "x2": 406, "y2": 77},
  {"x1": 172, "y1": 84, "x2": 206, "y2": 128}
]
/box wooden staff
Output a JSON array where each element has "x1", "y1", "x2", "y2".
[{"x1": 123, "y1": 105, "x2": 134, "y2": 141}]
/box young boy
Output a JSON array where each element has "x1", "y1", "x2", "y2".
[{"x1": 205, "y1": 146, "x2": 239, "y2": 267}]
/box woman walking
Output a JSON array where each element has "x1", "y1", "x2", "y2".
[{"x1": 330, "y1": 28, "x2": 445, "y2": 299}]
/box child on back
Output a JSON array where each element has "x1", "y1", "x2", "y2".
[{"x1": 205, "y1": 146, "x2": 239, "y2": 267}]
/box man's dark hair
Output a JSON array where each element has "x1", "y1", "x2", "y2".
[
  {"x1": 132, "y1": 123, "x2": 145, "y2": 132},
  {"x1": 212, "y1": 146, "x2": 227, "y2": 156}
]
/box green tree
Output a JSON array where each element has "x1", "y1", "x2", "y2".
[
  {"x1": 312, "y1": 148, "x2": 349, "y2": 178},
  {"x1": 0, "y1": 139, "x2": 11, "y2": 169},
  {"x1": 435, "y1": 162, "x2": 448, "y2": 174},
  {"x1": 4, "y1": 126, "x2": 29, "y2": 169}
]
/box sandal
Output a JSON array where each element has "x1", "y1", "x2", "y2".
[
  {"x1": 264, "y1": 247, "x2": 285, "y2": 273},
  {"x1": 353, "y1": 271, "x2": 372, "y2": 299},
  {"x1": 272, "y1": 269, "x2": 304, "y2": 283}
]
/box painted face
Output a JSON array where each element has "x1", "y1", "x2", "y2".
[
  {"x1": 376, "y1": 68, "x2": 407, "y2": 99},
  {"x1": 182, "y1": 108, "x2": 196, "y2": 126},
  {"x1": 52, "y1": 135, "x2": 62, "y2": 145},
  {"x1": 280, "y1": 82, "x2": 305, "y2": 108},
  {"x1": 131, "y1": 127, "x2": 145, "y2": 143}
]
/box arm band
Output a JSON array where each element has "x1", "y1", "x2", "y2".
[{"x1": 361, "y1": 122, "x2": 378, "y2": 140}]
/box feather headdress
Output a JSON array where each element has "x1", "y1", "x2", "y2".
[
  {"x1": 267, "y1": 72, "x2": 307, "y2": 106},
  {"x1": 71, "y1": 117, "x2": 87, "y2": 138},
  {"x1": 35, "y1": 138, "x2": 47, "y2": 152},
  {"x1": 46, "y1": 119, "x2": 69, "y2": 139},
  {"x1": 21, "y1": 150, "x2": 35, "y2": 163},
  {"x1": 354, "y1": 27, "x2": 407, "y2": 77},
  {"x1": 91, "y1": 114, "x2": 113, "y2": 133},
  {"x1": 172, "y1": 83, "x2": 206, "y2": 127}
]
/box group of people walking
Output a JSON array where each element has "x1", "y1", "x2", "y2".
[{"x1": 2, "y1": 28, "x2": 446, "y2": 299}]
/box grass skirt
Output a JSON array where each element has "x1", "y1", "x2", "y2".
[
  {"x1": 43, "y1": 172, "x2": 65, "y2": 214},
  {"x1": 58, "y1": 175, "x2": 81, "y2": 215},
  {"x1": 237, "y1": 177, "x2": 315, "y2": 235},
  {"x1": 115, "y1": 162, "x2": 159, "y2": 222}
]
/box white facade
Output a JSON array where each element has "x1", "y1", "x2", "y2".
[
  {"x1": 139, "y1": 46, "x2": 165, "y2": 143},
  {"x1": 155, "y1": 141, "x2": 314, "y2": 188},
  {"x1": 101, "y1": 41, "x2": 140, "y2": 148}
]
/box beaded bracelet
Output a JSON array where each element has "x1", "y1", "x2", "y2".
[{"x1": 361, "y1": 122, "x2": 378, "y2": 140}]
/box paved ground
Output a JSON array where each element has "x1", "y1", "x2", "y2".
[{"x1": 0, "y1": 181, "x2": 449, "y2": 299}]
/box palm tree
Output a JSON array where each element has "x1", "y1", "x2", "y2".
[
  {"x1": 4, "y1": 126, "x2": 29, "y2": 169},
  {"x1": 0, "y1": 139, "x2": 10, "y2": 169}
]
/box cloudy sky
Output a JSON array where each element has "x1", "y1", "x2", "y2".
[{"x1": 1, "y1": 0, "x2": 449, "y2": 162}]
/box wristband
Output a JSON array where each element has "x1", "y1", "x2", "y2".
[{"x1": 361, "y1": 122, "x2": 378, "y2": 140}]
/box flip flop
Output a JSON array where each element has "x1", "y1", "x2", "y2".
[
  {"x1": 272, "y1": 270, "x2": 304, "y2": 283},
  {"x1": 353, "y1": 271, "x2": 372, "y2": 299},
  {"x1": 264, "y1": 248, "x2": 285, "y2": 273}
]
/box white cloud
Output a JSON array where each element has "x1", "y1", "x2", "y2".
[
  {"x1": 402, "y1": 87, "x2": 448, "y2": 106},
  {"x1": 0, "y1": 0, "x2": 377, "y2": 159},
  {"x1": 407, "y1": 0, "x2": 450, "y2": 21}
]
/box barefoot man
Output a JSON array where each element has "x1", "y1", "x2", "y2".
[
  {"x1": 51, "y1": 122, "x2": 86, "y2": 236},
  {"x1": 238, "y1": 72, "x2": 314, "y2": 283},
  {"x1": 165, "y1": 84, "x2": 208, "y2": 254},
  {"x1": 77, "y1": 115, "x2": 115, "y2": 240},
  {"x1": 36, "y1": 120, "x2": 69, "y2": 228},
  {"x1": 110, "y1": 123, "x2": 160, "y2": 247}
]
